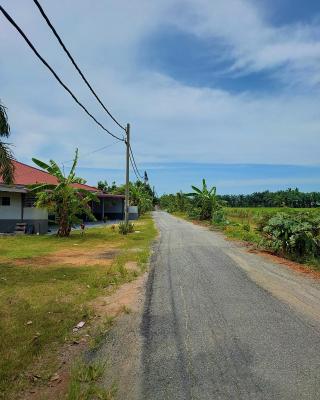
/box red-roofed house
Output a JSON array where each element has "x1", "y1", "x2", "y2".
[{"x1": 0, "y1": 160, "x2": 125, "y2": 233}]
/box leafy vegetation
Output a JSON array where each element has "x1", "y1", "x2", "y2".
[
  {"x1": 0, "y1": 100, "x2": 15, "y2": 184},
  {"x1": 32, "y1": 149, "x2": 97, "y2": 237},
  {"x1": 0, "y1": 215, "x2": 157, "y2": 399},
  {"x1": 118, "y1": 221, "x2": 135, "y2": 235},
  {"x1": 67, "y1": 359, "x2": 116, "y2": 400},
  {"x1": 97, "y1": 179, "x2": 154, "y2": 215},
  {"x1": 160, "y1": 179, "x2": 223, "y2": 221},
  {"x1": 263, "y1": 213, "x2": 320, "y2": 261},
  {"x1": 186, "y1": 179, "x2": 222, "y2": 220}
]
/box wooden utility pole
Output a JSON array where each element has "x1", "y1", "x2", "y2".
[{"x1": 124, "y1": 123, "x2": 130, "y2": 224}]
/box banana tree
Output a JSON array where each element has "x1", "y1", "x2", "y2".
[
  {"x1": 129, "y1": 181, "x2": 153, "y2": 215},
  {"x1": 31, "y1": 149, "x2": 97, "y2": 237},
  {"x1": 187, "y1": 179, "x2": 219, "y2": 220},
  {"x1": 0, "y1": 101, "x2": 15, "y2": 184}
]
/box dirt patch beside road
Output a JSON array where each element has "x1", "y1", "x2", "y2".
[
  {"x1": 20, "y1": 273, "x2": 148, "y2": 400},
  {"x1": 8, "y1": 245, "x2": 121, "y2": 267}
]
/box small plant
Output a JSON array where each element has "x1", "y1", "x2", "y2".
[
  {"x1": 67, "y1": 359, "x2": 116, "y2": 400},
  {"x1": 212, "y1": 209, "x2": 227, "y2": 225},
  {"x1": 121, "y1": 305, "x2": 132, "y2": 314},
  {"x1": 118, "y1": 222, "x2": 134, "y2": 235}
]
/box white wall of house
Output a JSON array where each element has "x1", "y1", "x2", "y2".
[
  {"x1": 0, "y1": 191, "x2": 48, "y2": 221},
  {"x1": 0, "y1": 192, "x2": 21, "y2": 219},
  {"x1": 24, "y1": 207, "x2": 48, "y2": 220}
]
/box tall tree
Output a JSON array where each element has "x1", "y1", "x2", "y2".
[{"x1": 0, "y1": 101, "x2": 15, "y2": 184}]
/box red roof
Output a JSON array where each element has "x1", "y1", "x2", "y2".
[{"x1": 0, "y1": 160, "x2": 98, "y2": 192}]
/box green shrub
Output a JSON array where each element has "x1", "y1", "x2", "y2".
[
  {"x1": 187, "y1": 207, "x2": 202, "y2": 220},
  {"x1": 263, "y1": 213, "x2": 320, "y2": 260},
  {"x1": 212, "y1": 209, "x2": 228, "y2": 225},
  {"x1": 242, "y1": 223, "x2": 251, "y2": 232},
  {"x1": 118, "y1": 222, "x2": 134, "y2": 235},
  {"x1": 254, "y1": 212, "x2": 273, "y2": 232}
]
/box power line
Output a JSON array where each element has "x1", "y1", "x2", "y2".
[
  {"x1": 32, "y1": 0, "x2": 126, "y2": 132},
  {"x1": 129, "y1": 144, "x2": 144, "y2": 179},
  {"x1": 0, "y1": 5, "x2": 124, "y2": 142},
  {"x1": 129, "y1": 153, "x2": 140, "y2": 180},
  {"x1": 62, "y1": 141, "x2": 120, "y2": 164}
]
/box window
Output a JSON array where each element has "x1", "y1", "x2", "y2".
[
  {"x1": 23, "y1": 193, "x2": 36, "y2": 207},
  {"x1": 1, "y1": 197, "x2": 10, "y2": 206}
]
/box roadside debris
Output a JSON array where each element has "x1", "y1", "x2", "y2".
[{"x1": 73, "y1": 320, "x2": 86, "y2": 333}]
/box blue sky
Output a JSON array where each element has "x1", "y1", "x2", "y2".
[{"x1": 1, "y1": 0, "x2": 320, "y2": 194}]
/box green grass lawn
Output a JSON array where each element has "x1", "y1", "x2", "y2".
[{"x1": 0, "y1": 215, "x2": 157, "y2": 399}]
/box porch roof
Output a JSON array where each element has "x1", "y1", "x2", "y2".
[{"x1": 98, "y1": 193, "x2": 125, "y2": 199}]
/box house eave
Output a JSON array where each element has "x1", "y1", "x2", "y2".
[{"x1": 0, "y1": 184, "x2": 28, "y2": 193}]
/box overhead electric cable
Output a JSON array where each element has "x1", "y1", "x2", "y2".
[
  {"x1": 129, "y1": 153, "x2": 140, "y2": 180},
  {"x1": 62, "y1": 141, "x2": 120, "y2": 164},
  {"x1": 0, "y1": 5, "x2": 124, "y2": 142},
  {"x1": 129, "y1": 144, "x2": 144, "y2": 179},
  {"x1": 32, "y1": 0, "x2": 126, "y2": 131}
]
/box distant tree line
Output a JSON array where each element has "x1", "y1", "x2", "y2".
[{"x1": 218, "y1": 188, "x2": 320, "y2": 208}]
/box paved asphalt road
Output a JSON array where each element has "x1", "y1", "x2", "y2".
[{"x1": 141, "y1": 211, "x2": 320, "y2": 400}]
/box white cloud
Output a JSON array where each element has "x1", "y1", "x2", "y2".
[
  {"x1": 172, "y1": 0, "x2": 320, "y2": 86},
  {"x1": 0, "y1": 0, "x2": 319, "y2": 188}
]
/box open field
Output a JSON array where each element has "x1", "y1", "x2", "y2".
[
  {"x1": 0, "y1": 215, "x2": 157, "y2": 399},
  {"x1": 224, "y1": 207, "x2": 320, "y2": 226}
]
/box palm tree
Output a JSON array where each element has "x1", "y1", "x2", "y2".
[
  {"x1": 0, "y1": 101, "x2": 15, "y2": 184},
  {"x1": 31, "y1": 149, "x2": 97, "y2": 237}
]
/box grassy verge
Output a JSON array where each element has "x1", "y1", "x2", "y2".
[
  {"x1": 66, "y1": 359, "x2": 116, "y2": 400},
  {"x1": 0, "y1": 214, "x2": 157, "y2": 399}
]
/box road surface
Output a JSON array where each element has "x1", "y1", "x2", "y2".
[{"x1": 141, "y1": 211, "x2": 320, "y2": 399}]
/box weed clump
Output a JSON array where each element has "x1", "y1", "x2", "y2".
[{"x1": 118, "y1": 222, "x2": 134, "y2": 235}]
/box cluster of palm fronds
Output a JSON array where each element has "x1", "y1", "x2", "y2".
[{"x1": 0, "y1": 101, "x2": 15, "y2": 184}]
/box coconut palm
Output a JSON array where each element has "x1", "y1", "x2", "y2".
[
  {"x1": 31, "y1": 149, "x2": 97, "y2": 237},
  {"x1": 0, "y1": 101, "x2": 14, "y2": 184}
]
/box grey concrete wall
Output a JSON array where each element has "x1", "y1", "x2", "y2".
[
  {"x1": 0, "y1": 219, "x2": 48, "y2": 234},
  {"x1": 0, "y1": 192, "x2": 49, "y2": 234},
  {"x1": 0, "y1": 192, "x2": 21, "y2": 219},
  {"x1": 24, "y1": 207, "x2": 48, "y2": 220},
  {"x1": 129, "y1": 206, "x2": 139, "y2": 220}
]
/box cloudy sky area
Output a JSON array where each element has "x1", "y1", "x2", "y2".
[{"x1": 1, "y1": 0, "x2": 320, "y2": 194}]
